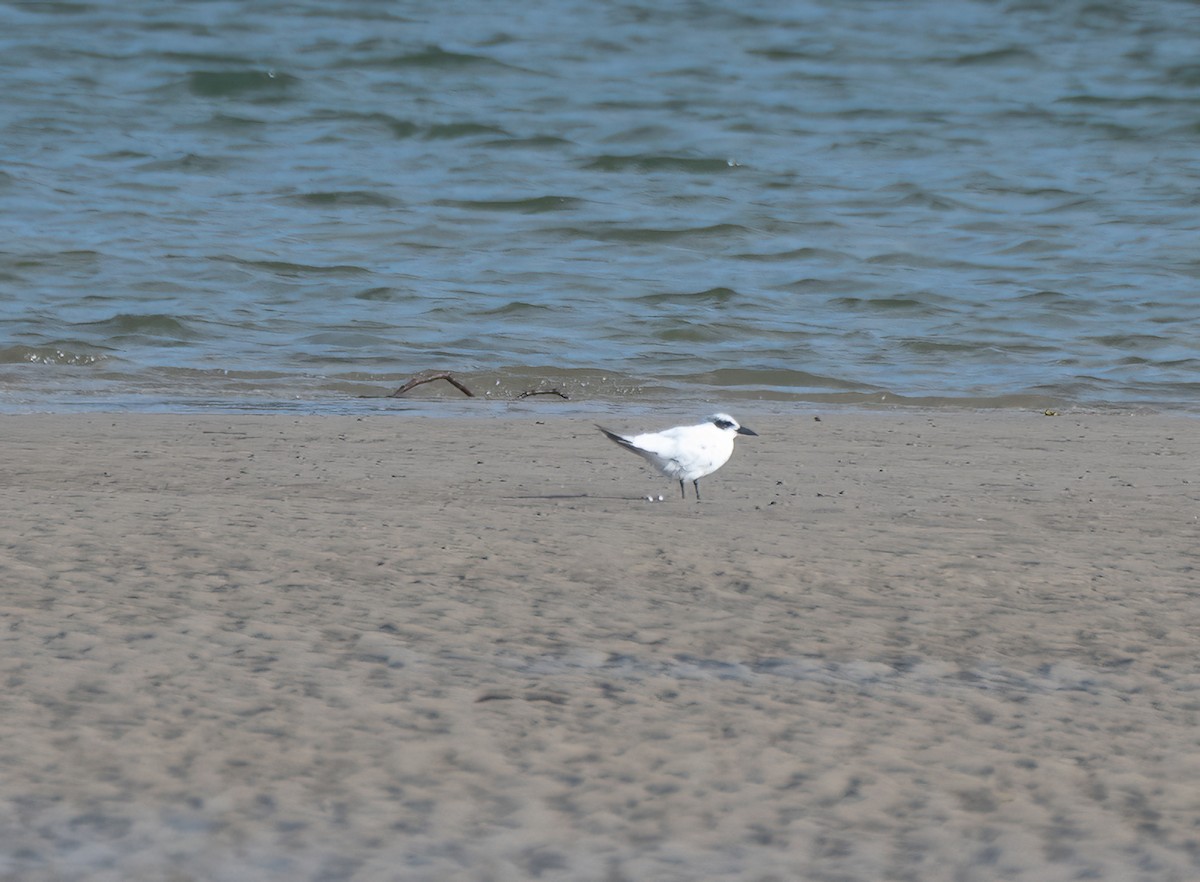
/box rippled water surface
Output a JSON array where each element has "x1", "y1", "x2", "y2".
[{"x1": 2, "y1": 0, "x2": 1199, "y2": 413}]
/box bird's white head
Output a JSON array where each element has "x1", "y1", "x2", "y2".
[{"x1": 707, "y1": 413, "x2": 758, "y2": 436}]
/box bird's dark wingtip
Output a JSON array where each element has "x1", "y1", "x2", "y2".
[{"x1": 596, "y1": 424, "x2": 629, "y2": 445}]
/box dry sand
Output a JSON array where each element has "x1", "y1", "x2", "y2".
[{"x1": 1, "y1": 409, "x2": 1198, "y2": 882}]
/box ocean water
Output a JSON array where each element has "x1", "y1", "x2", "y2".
[{"x1": 2, "y1": 0, "x2": 1199, "y2": 414}]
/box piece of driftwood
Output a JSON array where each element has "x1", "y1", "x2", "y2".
[
  {"x1": 388, "y1": 370, "x2": 475, "y2": 398},
  {"x1": 516, "y1": 388, "x2": 569, "y2": 400},
  {"x1": 385, "y1": 371, "x2": 571, "y2": 401}
]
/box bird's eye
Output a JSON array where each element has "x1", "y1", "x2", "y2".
[{"x1": 714, "y1": 419, "x2": 732, "y2": 429}]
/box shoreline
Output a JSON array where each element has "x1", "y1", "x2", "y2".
[
  {"x1": 3, "y1": 410, "x2": 1199, "y2": 881},
  {"x1": 2, "y1": 385, "x2": 1198, "y2": 421}
]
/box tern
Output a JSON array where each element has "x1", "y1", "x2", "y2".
[{"x1": 596, "y1": 413, "x2": 758, "y2": 500}]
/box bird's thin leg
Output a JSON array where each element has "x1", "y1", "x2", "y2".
[
  {"x1": 694, "y1": 479, "x2": 701, "y2": 501},
  {"x1": 679, "y1": 479, "x2": 686, "y2": 499}
]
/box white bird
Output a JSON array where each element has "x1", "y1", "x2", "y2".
[{"x1": 596, "y1": 413, "x2": 758, "y2": 500}]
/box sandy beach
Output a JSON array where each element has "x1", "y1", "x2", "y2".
[{"x1": 2, "y1": 409, "x2": 1198, "y2": 882}]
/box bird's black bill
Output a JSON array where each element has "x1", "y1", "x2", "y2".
[{"x1": 736, "y1": 425, "x2": 758, "y2": 436}]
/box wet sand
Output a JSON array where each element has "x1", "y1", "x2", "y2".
[{"x1": 2, "y1": 410, "x2": 1199, "y2": 882}]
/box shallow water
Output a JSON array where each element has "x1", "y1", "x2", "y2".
[{"x1": 2, "y1": 0, "x2": 1199, "y2": 413}]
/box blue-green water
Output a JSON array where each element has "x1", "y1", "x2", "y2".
[{"x1": 3, "y1": 0, "x2": 1199, "y2": 412}]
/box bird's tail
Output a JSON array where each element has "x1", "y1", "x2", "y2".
[
  {"x1": 596, "y1": 425, "x2": 637, "y2": 452},
  {"x1": 597, "y1": 425, "x2": 665, "y2": 473}
]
